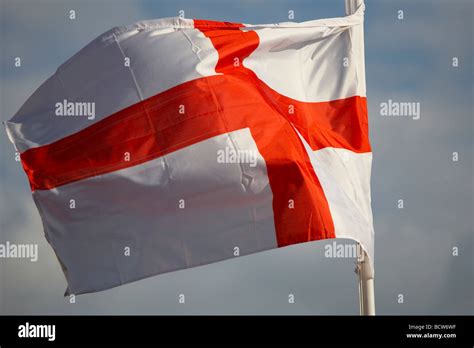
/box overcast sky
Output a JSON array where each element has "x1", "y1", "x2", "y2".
[{"x1": 0, "y1": 0, "x2": 472, "y2": 315}]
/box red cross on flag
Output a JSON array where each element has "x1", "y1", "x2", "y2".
[{"x1": 5, "y1": 4, "x2": 374, "y2": 295}]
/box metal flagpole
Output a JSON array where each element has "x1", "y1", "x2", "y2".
[
  {"x1": 344, "y1": 0, "x2": 376, "y2": 315},
  {"x1": 356, "y1": 244, "x2": 375, "y2": 315}
]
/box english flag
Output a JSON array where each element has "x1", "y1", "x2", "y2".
[{"x1": 5, "y1": 4, "x2": 374, "y2": 295}]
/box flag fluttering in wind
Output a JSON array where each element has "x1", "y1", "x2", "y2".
[{"x1": 5, "y1": 4, "x2": 373, "y2": 295}]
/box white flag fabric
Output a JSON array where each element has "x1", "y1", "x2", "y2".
[{"x1": 5, "y1": 4, "x2": 374, "y2": 295}]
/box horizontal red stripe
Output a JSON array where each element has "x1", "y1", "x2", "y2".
[
  {"x1": 194, "y1": 19, "x2": 244, "y2": 30},
  {"x1": 20, "y1": 78, "x2": 369, "y2": 192}
]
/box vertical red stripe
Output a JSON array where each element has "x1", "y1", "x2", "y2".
[{"x1": 194, "y1": 20, "x2": 336, "y2": 245}]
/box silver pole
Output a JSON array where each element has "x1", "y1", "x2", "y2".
[{"x1": 356, "y1": 244, "x2": 375, "y2": 315}]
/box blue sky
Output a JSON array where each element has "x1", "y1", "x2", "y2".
[{"x1": 0, "y1": 0, "x2": 472, "y2": 314}]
